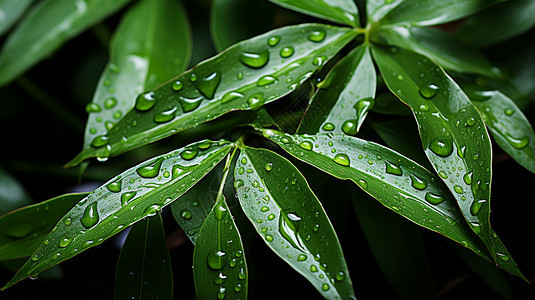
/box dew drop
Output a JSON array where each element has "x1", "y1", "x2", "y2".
[
  {"x1": 106, "y1": 179, "x2": 122, "y2": 193},
  {"x1": 463, "y1": 172, "x2": 473, "y2": 185},
  {"x1": 466, "y1": 117, "x2": 476, "y2": 126},
  {"x1": 322, "y1": 283, "x2": 330, "y2": 291},
  {"x1": 299, "y1": 141, "x2": 313, "y2": 151},
  {"x1": 80, "y1": 202, "x2": 99, "y2": 229},
  {"x1": 357, "y1": 179, "x2": 368, "y2": 189},
  {"x1": 221, "y1": 91, "x2": 244, "y2": 104},
  {"x1": 136, "y1": 158, "x2": 164, "y2": 178},
  {"x1": 342, "y1": 119, "x2": 358, "y2": 135},
  {"x1": 385, "y1": 160, "x2": 403, "y2": 176},
  {"x1": 279, "y1": 47, "x2": 294, "y2": 58},
  {"x1": 135, "y1": 91, "x2": 156, "y2": 111},
  {"x1": 322, "y1": 122, "x2": 335, "y2": 131},
  {"x1": 180, "y1": 149, "x2": 199, "y2": 160},
  {"x1": 496, "y1": 252, "x2": 510, "y2": 261},
  {"x1": 257, "y1": 75, "x2": 277, "y2": 86},
  {"x1": 234, "y1": 179, "x2": 244, "y2": 188},
  {"x1": 310, "y1": 265, "x2": 318, "y2": 272},
  {"x1": 63, "y1": 218, "x2": 72, "y2": 226},
  {"x1": 59, "y1": 237, "x2": 73, "y2": 248},
  {"x1": 104, "y1": 97, "x2": 117, "y2": 109},
  {"x1": 197, "y1": 72, "x2": 221, "y2": 99},
  {"x1": 504, "y1": 108, "x2": 514, "y2": 116},
  {"x1": 504, "y1": 134, "x2": 529, "y2": 149},
  {"x1": 85, "y1": 103, "x2": 101, "y2": 113},
  {"x1": 333, "y1": 154, "x2": 350, "y2": 166},
  {"x1": 335, "y1": 271, "x2": 346, "y2": 281},
  {"x1": 247, "y1": 93, "x2": 265, "y2": 110},
  {"x1": 419, "y1": 83, "x2": 440, "y2": 99},
  {"x1": 190, "y1": 73, "x2": 197, "y2": 82},
  {"x1": 121, "y1": 191, "x2": 137, "y2": 206},
  {"x1": 267, "y1": 36, "x2": 280, "y2": 46},
  {"x1": 428, "y1": 137, "x2": 453, "y2": 157},
  {"x1": 425, "y1": 192, "x2": 445, "y2": 205},
  {"x1": 154, "y1": 107, "x2": 177, "y2": 123},
  {"x1": 313, "y1": 55, "x2": 327, "y2": 66},
  {"x1": 308, "y1": 30, "x2": 326, "y2": 42},
  {"x1": 454, "y1": 185, "x2": 464, "y2": 194},
  {"x1": 265, "y1": 234, "x2": 273, "y2": 242},
  {"x1": 297, "y1": 254, "x2": 307, "y2": 261},
  {"x1": 470, "y1": 199, "x2": 486, "y2": 216},
  {"x1": 207, "y1": 249, "x2": 227, "y2": 270},
  {"x1": 214, "y1": 203, "x2": 227, "y2": 220},
  {"x1": 90, "y1": 135, "x2": 109, "y2": 148},
  {"x1": 410, "y1": 174, "x2": 427, "y2": 190},
  {"x1": 239, "y1": 50, "x2": 269, "y2": 68},
  {"x1": 265, "y1": 162, "x2": 273, "y2": 172},
  {"x1": 178, "y1": 95, "x2": 203, "y2": 112},
  {"x1": 171, "y1": 80, "x2": 183, "y2": 91},
  {"x1": 180, "y1": 209, "x2": 192, "y2": 220}
]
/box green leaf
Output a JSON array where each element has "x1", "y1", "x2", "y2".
[
  {"x1": 0, "y1": 0, "x2": 133, "y2": 86},
  {"x1": 211, "y1": 0, "x2": 276, "y2": 52},
  {"x1": 366, "y1": 0, "x2": 402, "y2": 24},
  {"x1": 83, "y1": 0, "x2": 192, "y2": 149},
  {"x1": 371, "y1": 45, "x2": 522, "y2": 275},
  {"x1": 375, "y1": 26, "x2": 498, "y2": 77},
  {"x1": 298, "y1": 44, "x2": 376, "y2": 135},
  {"x1": 235, "y1": 147, "x2": 355, "y2": 299},
  {"x1": 268, "y1": 0, "x2": 359, "y2": 27},
  {"x1": 115, "y1": 212, "x2": 173, "y2": 300},
  {"x1": 262, "y1": 130, "x2": 491, "y2": 260},
  {"x1": 379, "y1": 0, "x2": 492, "y2": 26},
  {"x1": 463, "y1": 87, "x2": 535, "y2": 174},
  {"x1": 0, "y1": 167, "x2": 31, "y2": 214},
  {"x1": 66, "y1": 23, "x2": 357, "y2": 166},
  {"x1": 2, "y1": 139, "x2": 233, "y2": 289},
  {"x1": 371, "y1": 92, "x2": 412, "y2": 116},
  {"x1": 351, "y1": 187, "x2": 436, "y2": 300},
  {"x1": 0, "y1": 193, "x2": 87, "y2": 261},
  {"x1": 0, "y1": 0, "x2": 33, "y2": 36},
  {"x1": 193, "y1": 152, "x2": 247, "y2": 300},
  {"x1": 170, "y1": 164, "x2": 221, "y2": 244},
  {"x1": 456, "y1": 0, "x2": 535, "y2": 47}
]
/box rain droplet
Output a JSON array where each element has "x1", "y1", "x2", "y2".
[
  {"x1": 214, "y1": 203, "x2": 226, "y2": 220},
  {"x1": 419, "y1": 83, "x2": 440, "y2": 99},
  {"x1": 221, "y1": 91, "x2": 244, "y2": 104},
  {"x1": 385, "y1": 160, "x2": 403, "y2": 176},
  {"x1": 504, "y1": 108, "x2": 514, "y2": 116},
  {"x1": 180, "y1": 209, "x2": 192, "y2": 220},
  {"x1": 308, "y1": 30, "x2": 326, "y2": 42},
  {"x1": 178, "y1": 95, "x2": 203, "y2": 112},
  {"x1": 463, "y1": 172, "x2": 473, "y2": 185},
  {"x1": 357, "y1": 179, "x2": 368, "y2": 189},
  {"x1": 121, "y1": 192, "x2": 137, "y2": 206},
  {"x1": 59, "y1": 237, "x2": 73, "y2": 248},
  {"x1": 257, "y1": 75, "x2": 277, "y2": 86},
  {"x1": 496, "y1": 252, "x2": 510, "y2": 261},
  {"x1": 279, "y1": 47, "x2": 294, "y2": 58},
  {"x1": 265, "y1": 162, "x2": 273, "y2": 172},
  {"x1": 466, "y1": 117, "x2": 476, "y2": 126},
  {"x1": 322, "y1": 122, "x2": 335, "y2": 131},
  {"x1": 172, "y1": 80, "x2": 183, "y2": 91},
  {"x1": 104, "y1": 97, "x2": 117, "y2": 109},
  {"x1": 234, "y1": 283, "x2": 243, "y2": 292},
  {"x1": 90, "y1": 135, "x2": 109, "y2": 148},
  {"x1": 190, "y1": 73, "x2": 197, "y2": 82},
  {"x1": 322, "y1": 283, "x2": 330, "y2": 291},
  {"x1": 197, "y1": 72, "x2": 221, "y2": 99},
  {"x1": 299, "y1": 141, "x2": 313, "y2": 151},
  {"x1": 428, "y1": 137, "x2": 453, "y2": 157},
  {"x1": 234, "y1": 179, "x2": 244, "y2": 188},
  {"x1": 136, "y1": 158, "x2": 164, "y2": 178},
  {"x1": 239, "y1": 50, "x2": 269, "y2": 68},
  {"x1": 135, "y1": 91, "x2": 156, "y2": 111},
  {"x1": 504, "y1": 134, "x2": 529, "y2": 149},
  {"x1": 267, "y1": 36, "x2": 280, "y2": 46},
  {"x1": 410, "y1": 174, "x2": 427, "y2": 190},
  {"x1": 207, "y1": 249, "x2": 227, "y2": 270},
  {"x1": 247, "y1": 93, "x2": 265, "y2": 110},
  {"x1": 425, "y1": 192, "x2": 445, "y2": 205},
  {"x1": 342, "y1": 119, "x2": 358, "y2": 135},
  {"x1": 85, "y1": 103, "x2": 101, "y2": 113},
  {"x1": 310, "y1": 265, "x2": 318, "y2": 272},
  {"x1": 335, "y1": 271, "x2": 346, "y2": 281},
  {"x1": 180, "y1": 148, "x2": 199, "y2": 160},
  {"x1": 454, "y1": 185, "x2": 464, "y2": 194},
  {"x1": 80, "y1": 202, "x2": 99, "y2": 229},
  {"x1": 333, "y1": 154, "x2": 350, "y2": 166},
  {"x1": 297, "y1": 254, "x2": 307, "y2": 261},
  {"x1": 470, "y1": 199, "x2": 486, "y2": 216},
  {"x1": 154, "y1": 107, "x2": 177, "y2": 123},
  {"x1": 265, "y1": 234, "x2": 273, "y2": 242},
  {"x1": 106, "y1": 179, "x2": 122, "y2": 192}
]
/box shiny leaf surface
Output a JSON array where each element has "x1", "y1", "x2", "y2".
[
  {"x1": 83, "y1": 0, "x2": 191, "y2": 149},
  {"x1": 299, "y1": 44, "x2": 376, "y2": 135},
  {"x1": 235, "y1": 147, "x2": 355, "y2": 299},
  {"x1": 0, "y1": 167, "x2": 31, "y2": 214},
  {"x1": 0, "y1": 0, "x2": 33, "y2": 36},
  {"x1": 2, "y1": 140, "x2": 233, "y2": 289},
  {"x1": 268, "y1": 0, "x2": 359, "y2": 26},
  {"x1": 366, "y1": 0, "x2": 402, "y2": 24},
  {"x1": 0, "y1": 193, "x2": 87, "y2": 260},
  {"x1": 376, "y1": 26, "x2": 498, "y2": 77},
  {"x1": 67, "y1": 24, "x2": 357, "y2": 166},
  {"x1": 0, "y1": 0, "x2": 132, "y2": 86},
  {"x1": 379, "y1": 0, "x2": 491, "y2": 26},
  {"x1": 464, "y1": 87, "x2": 535, "y2": 174},
  {"x1": 372, "y1": 45, "x2": 523, "y2": 277},
  {"x1": 115, "y1": 213, "x2": 173, "y2": 300}
]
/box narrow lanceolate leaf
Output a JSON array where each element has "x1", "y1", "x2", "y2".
[
  {"x1": 115, "y1": 213, "x2": 173, "y2": 300},
  {"x1": 268, "y1": 0, "x2": 359, "y2": 27},
  {"x1": 211, "y1": 0, "x2": 275, "y2": 52},
  {"x1": 379, "y1": 0, "x2": 492, "y2": 26},
  {"x1": 464, "y1": 88, "x2": 535, "y2": 174},
  {"x1": 83, "y1": 0, "x2": 191, "y2": 149},
  {"x1": 456, "y1": 0, "x2": 535, "y2": 47},
  {"x1": 67, "y1": 24, "x2": 357, "y2": 166},
  {"x1": 0, "y1": 193, "x2": 87, "y2": 261},
  {"x1": 299, "y1": 44, "x2": 376, "y2": 135},
  {"x1": 170, "y1": 164, "x2": 222, "y2": 244},
  {"x1": 372, "y1": 45, "x2": 512, "y2": 269},
  {"x1": 235, "y1": 147, "x2": 355, "y2": 299},
  {"x1": 262, "y1": 130, "x2": 493, "y2": 262},
  {"x1": 351, "y1": 189, "x2": 436, "y2": 300},
  {"x1": 0, "y1": 0, "x2": 33, "y2": 36},
  {"x1": 375, "y1": 26, "x2": 498, "y2": 77},
  {"x1": 366, "y1": 0, "x2": 402, "y2": 24},
  {"x1": 0, "y1": 0, "x2": 132, "y2": 86},
  {"x1": 2, "y1": 140, "x2": 233, "y2": 289},
  {"x1": 194, "y1": 163, "x2": 247, "y2": 300}
]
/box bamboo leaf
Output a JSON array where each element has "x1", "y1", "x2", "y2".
[
  {"x1": 211, "y1": 0, "x2": 275, "y2": 52},
  {"x1": 298, "y1": 44, "x2": 376, "y2": 135},
  {"x1": 379, "y1": 0, "x2": 492, "y2": 26},
  {"x1": 83, "y1": 0, "x2": 192, "y2": 149},
  {"x1": 376, "y1": 26, "x2": 498, "y2": 77},
  {"x1": 0, "y1": 193, "x2": 87, "y2": 261},
  {"x1": 456, "y1": 0, "x2": 535, "y2": 47},
  {"x1": 371, "y1": 45, "x2": 524, "y2": 278},
  {"x1": 115, "y1": 213, "x2": 173, "y2": 300},
  {"x1": 1, "y1": 139, "x2": 233, "y2": 289},
  {"x1": 67, "y1": 23, "x2": 357, "y2": 167},
  {"x1": 0, "y1": 0, "x2": 33, "y2": 36},
  {"x1": 235, "y1": 147, "x2": 355, "y2": 299},
  {"x1": 268, "y1": 0, "x2": 359, "y2": 27},
  {"x1": 464, "y1": 87, "x2": 535, "y2": 174},
  {"x1": 193, "y1": 152, "x2": 247, "y2": 300},
  {"x1": 261, "y1": 129, "x2": 525, "y2": 279},
  {"x1": 0, "y1": 0, "x2": 132, "y2": 86}
]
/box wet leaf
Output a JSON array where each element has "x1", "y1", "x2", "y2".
[
  {"x1": 464, "y1": 87, "x2": 535, "y2": 174},
  {"x1": 235, "y1": 147, "x2": 355, "y2": 299},
  {"x1": 83, "y1": 0, "x2": 191, "y2": 149},
  {"x1": 376, "y1": 26, "x2": 498, "y2": 77},
  {"x1": 372, "y1": 45, "x2": 524, "y2": 278},
  {"x1": 0, "y1": 193, "x2": 87, "y2": 260},
  {"x1": 115, "y1": 213, "x2": 173, "y2": 300},
  {"x1": 1, "y1": 140, "x2": 233, "y2": 289},
  {"x1": 193, "y1": 157, "x2": 247, "y2": 300},
  {"x1": 0, "y1": 0, "x2": 33, "y2": 36},
  {"x1": 211, "y1": 0, "x2": 276, "y2": 52},
  {"x1": 0, "y1": 0, "x2": 132, "y2": 86},
  {"x1": 262, "y1": 129, "x2": 525, "y2": 279},
  {"x1": 67, "y1": 23, "x2": 357, "y2": 167},
  {"x1": 298, "y1": 44, "x2": 376, "y2": 135},
  {"x1": 379, "y1": 0, "x2": 492, "y2": 26},
  {"x1": 268, "y1": 0, "x2": 359, "y2": 27},
  {"x1": 456, "y1": 0, "x2": 535, "y2": 47},
  {"x1": 366, "y1": 0, "x2": 403, "y2": 24}
]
